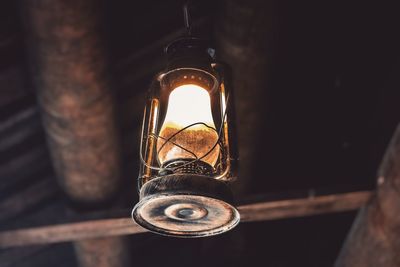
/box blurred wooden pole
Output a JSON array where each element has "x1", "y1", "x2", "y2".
[
  {"x1": 21, "y1": 0, "x2": 121, "y2": 205},
  {"x1": 214, "y1": 0, "x2": 272, "y2": 195},
  {"x1": 335, "y1": 124, "x2": 400, "y2": 267},
  {"x1": 20, "y1": 1, "x2": 130, "y2": 267}
]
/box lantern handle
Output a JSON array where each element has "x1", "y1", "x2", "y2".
[{"x1": 183, "y1": 1, "x2": 192, "y2": 36}]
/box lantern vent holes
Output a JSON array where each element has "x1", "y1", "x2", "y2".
[{"x1": 161, "y1": 68, "x2": 217, "y2": 93}]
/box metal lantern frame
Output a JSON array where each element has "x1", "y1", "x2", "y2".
[{"x1": 131, "y1": 3, "x2": 240, "y2": 237}]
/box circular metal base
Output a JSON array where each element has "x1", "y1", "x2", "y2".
[{"x1": 132, "y1": 175, "x2": 240, "y2": 237}]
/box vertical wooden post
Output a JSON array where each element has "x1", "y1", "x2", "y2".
[
  {"x1": 21, "y1": 0, "x2": 121, "y2": 205},
  {"x1": 214, "y1": 0, "x2": 272, "y2": 195},
  {"x1": 335, "y1": 124, "x2": 400, "y2": 266},
  {"x1": 20, "y1": 1, "x2": 131, "y2": 266},
  {"x1": 74, "y1": 237, "x2": 132, "y2": 267}
]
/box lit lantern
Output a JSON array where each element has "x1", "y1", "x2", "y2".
[{"x1": 132, "y1": 8, "x2": 239, "y2": 237}]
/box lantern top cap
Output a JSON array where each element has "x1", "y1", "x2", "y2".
[
  {"x1": 165, "y1": 37, "x2": 205, "y2": 52},
  {"x1": 165, "y1": 37, "x2": 214, "y2": 58},
  {"x1": 163, "y1": 37, "x2": 216, "y2": 74}
]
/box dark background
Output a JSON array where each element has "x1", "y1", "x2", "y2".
[{"x1": 0, "y1": 0, "x2": 399, "y2": 266}]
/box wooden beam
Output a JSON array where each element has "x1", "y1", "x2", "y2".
[
  {"x1": 335, "y1": 124, "x2": 400, "y2": 267},
  {"x1": 238, "y1": 190, "x2": 372, "y2": 222},
  {"x1": 0, "y1": 190, "x2": 372, "y2": 248}
]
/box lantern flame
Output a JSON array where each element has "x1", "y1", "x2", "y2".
[{"x1": 157, "y1": 84, "x2": 219, "y2": 167}]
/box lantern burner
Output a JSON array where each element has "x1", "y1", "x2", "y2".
[{"x1": 160, "y1": 159, "x2": 214, "y2": 176}]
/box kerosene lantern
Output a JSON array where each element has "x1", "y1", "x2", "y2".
[{"x1": 132, "y1": 4, "x2": 239, "y2": 237}]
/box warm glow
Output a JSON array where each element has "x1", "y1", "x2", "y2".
[{"x1": 157, "y1": 84, "x2": 219, "y2": 167}]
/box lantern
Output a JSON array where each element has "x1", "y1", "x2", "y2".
[{"x1": 132, "y1": 6, "x2": 239, "y2": 237}]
